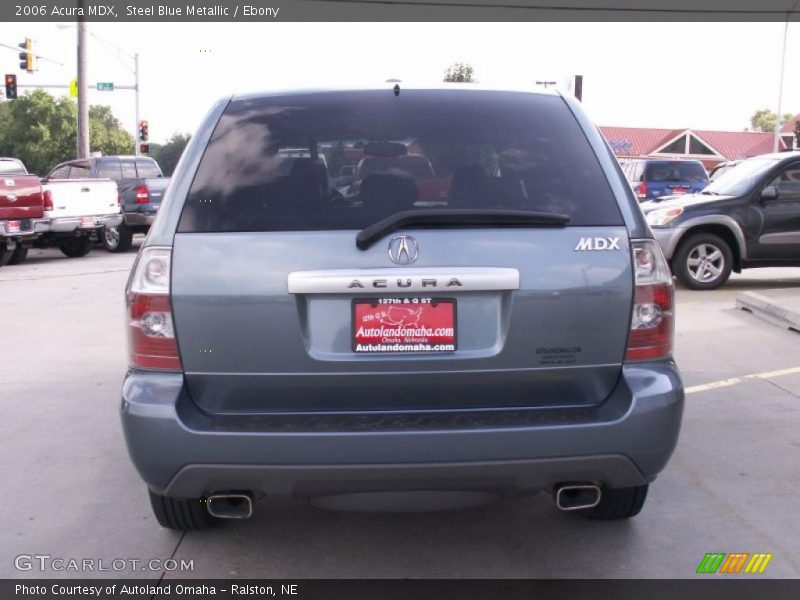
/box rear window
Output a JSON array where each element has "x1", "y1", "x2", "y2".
[
  {"x1": 136, "y1": 159, "x2": 161, "y2": 178},
  {"x1": 97, "y1": 159, "x2": 122, "y2": 180},
  {"x1": 0, "y1": 160, "x2": 26, "y2": 175},
  {"x1": 179, "y1": 90, "x2": 623, "y2": 233},
  {"x1": 644, "y1": 161, "x2": 708, "y2": 184}
]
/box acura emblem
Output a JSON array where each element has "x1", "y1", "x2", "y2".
[{"x1": 388, "y1": 235, "x2": 419, "y2": 265}]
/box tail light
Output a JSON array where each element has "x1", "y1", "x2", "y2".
[
  {"x1": 43, "y1": 190, "x2": 54, "y2": 211},
  {"x1": 117, "y1": 191, "x2": 122, "y2": 207},
  {"x1": 637, "y1": 181, "x2": 647, "y2": 200},
  {"x1": 625, "y1": 239, "x2": 674, "y2": 362},
  {"x1": 135, "y1": 184, "x2": 149, "y2": 204},
  {"x1": 126, "y1": 246, "x2": 180, "y2": 371}
]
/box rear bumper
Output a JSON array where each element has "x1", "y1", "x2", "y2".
[
  {"x1": 121, "y1": 362, "x2": 684, "y2": 498},
  {"x1": 36, "y1": 213, "x2": 123, "y2": 233},
  {"x1": 123, "y1": 212, "x2": 156, "y2": 227}
]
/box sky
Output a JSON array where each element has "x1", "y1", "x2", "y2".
[{"x1": 1, "y1": 21, "x2": 798, "y2": 144}]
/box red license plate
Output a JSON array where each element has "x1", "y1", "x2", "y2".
[
  {"x1": 671, "y1": 188, "x2": 688, "y2": 195},
  {"x1": 353, "y1": 298, "x2": 457, "y2": 353},
  {"x1": 80, "y1": 216, "x2": 95, "y2": 228},
  {"x1": 7, "y1": 220, "x2": 20, "y2": 233}
]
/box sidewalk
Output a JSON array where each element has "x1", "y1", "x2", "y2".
[{"x1": 736, "y1": 288, "x2": 800, "y2": 332}]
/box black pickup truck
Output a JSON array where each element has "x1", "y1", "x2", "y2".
[
  {"x1": 46, "y1": 155, "x2": 169, "y2": 252},
  {"x1": 641, "y1": 151, "x2": 800, "y2": 289}
]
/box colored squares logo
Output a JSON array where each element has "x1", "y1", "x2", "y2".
[{"x1": 697, "y1": 553, "x2": 773, "y2": 574}]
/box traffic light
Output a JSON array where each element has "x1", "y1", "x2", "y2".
[
  {"x1": 138, "y1": 120, "x2": 149, "y2": 142},
  {"x1": 18, "y1": 38, "x2": 35, "y2": 73},
  {"x1": 139, "y1": 143, "x2": 150, "y2": 154},
  {"x1": 5, "y1": 74, "x2": 17, "y2": 100}
]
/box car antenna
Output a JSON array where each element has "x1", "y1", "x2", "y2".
[{"x1": 386, "y1": 79, "x2": 401, "y2": 96}]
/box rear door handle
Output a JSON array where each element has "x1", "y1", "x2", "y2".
[{"x1": 80, "y1": 187, "x2": 91, "y2": 192}]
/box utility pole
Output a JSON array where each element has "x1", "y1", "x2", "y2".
[
  {"x1": 76, "y1": 4, "x2": 90, "y2": 158},
  {"x1": 134, "y1": 53, "x2": 140, "y2": 156},
  {"x1": 536, "y1": 80, "x2": 557, "y2": 89},
  {"x1": 773, "y1": 18, "x2": 789, "y2": 153}
]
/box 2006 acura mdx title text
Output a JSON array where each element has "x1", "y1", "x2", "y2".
[{"x1": 120, "y1": 85, "x2": 684, "y2": 529}]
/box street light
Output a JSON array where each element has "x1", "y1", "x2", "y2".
[
  {"x1": 773, "y1": 18, "x2": 791, "y2": 153},
  {"x1": 57, "y1": 24, "x2": 141, "y2": 156}
]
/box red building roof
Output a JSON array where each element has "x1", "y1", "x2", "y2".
[
  {"x1": 693, "y1": 129, "x2": 782, "y2": 159},
  {"x1": 599, "y1": 126, "x2": 789, "y2": 161}
]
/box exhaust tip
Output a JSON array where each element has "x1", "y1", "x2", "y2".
[
  {"x1": 554, "y1": 484, "x2": 602, "y2": 511},
  {"x1": 206, "y1": 493, "x2": 254, "y2": 519}
]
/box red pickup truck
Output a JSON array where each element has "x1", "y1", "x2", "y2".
[{"x1": 0, "y1": 158, "x2": 44, "y2": 266}]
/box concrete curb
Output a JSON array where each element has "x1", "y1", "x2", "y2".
[{"x1": 736, "y1": 291, "x2": 800, "y2": 333}]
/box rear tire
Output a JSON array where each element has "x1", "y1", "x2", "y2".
[
  {"x1": 102, "y1": 223, "x2": 133, "y2": 253},
  {"x1": 8, "y1": 246, "x2": 28, "y2": 265},
  {"x1": 580, "y1": 484, "x2": 648, "y2": 520},
  {"x1": 0, "y1": 243, "x2": 11, "y2": 267},
  {"x1": 148, "y1": 490, "x2": 214, "y2": 530},
  {"x1": 58, "y1": 236, "x2": 92, "y2": 258},
  {"x1": 672, "y1": 233, "x2": 732, "y2": 290}
]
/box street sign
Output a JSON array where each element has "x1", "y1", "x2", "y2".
[
  {"x1": 97, "y1": 82, "x2": 114, "y2": 91},
  {"x1": 69, "y1": 78, "x2": 77, "y2": 98}
]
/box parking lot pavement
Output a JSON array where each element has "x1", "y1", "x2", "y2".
[{"x1": 1, "y1": 249, "x2": 799, "y2": 579}]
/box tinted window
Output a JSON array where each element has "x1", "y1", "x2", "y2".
[
  {"x1": 179, "y1": 90, "x2": 623, "y2": 233},
  {"x1": 96, "y1": 159, "x2": 123, "y2": 180},
  {"x1": 136, "y1": 159, "x2": 161, "y2": 178},
  {"x1": 705, "y1": 157, "x2": 780, "y2": 196},
  {"x1": 121, "y1": 161, "x2": 137, "y2": 179},
  {"x1": 48, "y1": 165, "x2": 70, "y2": 180},
  {"x1": 644, "y1": 161, "x2": 707, "y2": 183},
  {"x1": 69, "y1": 162, "x2": 90, "y2": 178},
  {"x1": 769, "y1": 165, "x2": 800, "y2": 201}
]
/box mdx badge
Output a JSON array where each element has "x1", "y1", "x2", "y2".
[
  {"x1": 574, "y1": 237, "x2": 621, "y2": 251},
  {"x1": 388, "y1": 235, "x2": 419, "y2": 265}
]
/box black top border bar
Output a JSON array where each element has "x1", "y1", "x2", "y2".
[{"x1": 3, "y1": 0, "x2": 800, "y2": 22}]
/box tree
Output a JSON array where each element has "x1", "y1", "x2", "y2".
[
  {"x1": 795, "y1": 120, "x2": 800, "y2": 149},
  {"x1": 749, "y1": 108, "x2": 794, "y2": 133},
  {"x1": 150, "y1": 132, "x2": 191, "y2": 176},
  {"x1": 444, "y1": 62, "x2": 475, "y2": 83},
  {"x1": 0, "y1": 90, "x2": 134, "y2": 175}
]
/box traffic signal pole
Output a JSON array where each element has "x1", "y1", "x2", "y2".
[{"x1": 134, "y1": 53, "x2": 140, "y2": 156}]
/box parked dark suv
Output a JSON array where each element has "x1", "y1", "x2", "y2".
[
  {"x1": 121, "y1": 87, "x2": 684, "y2": 529},
  {"x1": 642, "y1": 151, "x2": 800, "y2": 289}
]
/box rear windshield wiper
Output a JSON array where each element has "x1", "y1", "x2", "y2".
[{"x1": 356, "y1": 209, "x2": 570, "y2": 250}]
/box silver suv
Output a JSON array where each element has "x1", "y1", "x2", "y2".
[{"x1": 121, "y1": 86, "x2": 684, "y2": 528}]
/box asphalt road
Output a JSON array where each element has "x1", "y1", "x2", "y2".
[{"x1": 2, "y1": 242, "x2": 799, "y2": 579}]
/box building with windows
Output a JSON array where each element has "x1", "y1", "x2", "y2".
[{"x1": 600, "y1": 125, "x2": 795, "y2": 169}]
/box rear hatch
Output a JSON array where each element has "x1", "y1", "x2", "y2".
[
  {"x1": 171, "y1": 89, "x2": 633, "y2": 415},
  {"x1": 0, "y1": 174, "x2": 44, "y2": 220},
  {"x1": 643, "y1": 160, "x2": 708, "y2": 200}
]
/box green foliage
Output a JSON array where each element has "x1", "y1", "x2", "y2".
[
  {"x1": 443, "y1": 62, "x2": 475, "y2": 83},
  {"x1": 150, "y1": 132, "x2": 191, "y2": 176},
  {"x1": 794, "y1": 120, "x2": 800, "y2": 148},
  {"x1": 749, "y1": 108, "x2": 794, "y2": 133},
  {"x1": 0, "y1": 90, "x2": 134, "y2": 176}
]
